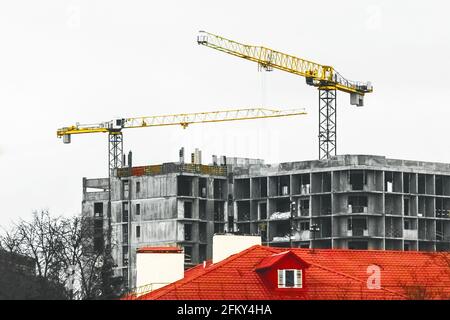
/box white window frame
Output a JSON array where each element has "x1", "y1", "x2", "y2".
[{"x1": 277, "y1": 269, "x2": 303, "y2": 288}]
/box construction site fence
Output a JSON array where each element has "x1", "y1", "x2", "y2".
[{"x1": 116, "y1": 163, "x2": 227, "y2": 178}]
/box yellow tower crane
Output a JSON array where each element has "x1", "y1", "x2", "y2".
[
  {"x1": 57, "y1": 107, "x2": 307, "y2": 175},
  {"x1": 197, "y1": 31, "x2": 373, "y2": 160}
]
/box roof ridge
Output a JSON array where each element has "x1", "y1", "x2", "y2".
[
  {"x1": 139, "y1": 245, "x2": 264, "y2": 300},
  {"x1": 289, "y1": 247, "x2": 450, "y2": 256}
]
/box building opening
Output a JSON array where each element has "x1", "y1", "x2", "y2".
[
  {"x1": 184, "y1": 201, "x2": 193, "y2": 219},
  {"x1": 177, "y1": 176, "x2": 193, "y2": 196},
  {"x1": 348, "y1": 241, "x2": 368, "y2": 250}
]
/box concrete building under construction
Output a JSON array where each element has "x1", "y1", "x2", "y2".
[{"x1": 82, "y1": 152, "x2": 450, "y2": 289}]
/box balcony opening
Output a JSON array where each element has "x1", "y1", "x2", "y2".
[
  {"x1": 418, "y1": 196, "x2": 434, "y2": 217},
  {"x1": 385, "y1": 194, "x2": 402, "y2": 215},
  {"x1": 199, "y1": 222, "x2": 207, "y2": 243},
  {"x1": 386, "y1": 239, "x2": 402, "y2": 250},
  {"x1": 403, "y1": 174, "x2": 410, "y2": 193},
  {"x1": 184, "y1": 201, "x2": 193, "y2": 219},
  {"x1": 228, "y1": 216, "x2": 234, "y2": 232},
  {"x1": 252, "y1": 177, "x2": 267, "y2": 198},
  {"x1": 199, "y1": 200, "x2": 206, "y2": 220},
  {"x1": 312, "y1": 195, "x2": 332, "y2": 216},
  {"x1": 122, "y1": 268, "x2": 129, "y2": 289},
  {"x1": 418, "y1": 174, "x2": 425, "y2": 194},
  {"x1": 311, "y1": 217, "x2": 331, "y2": 238},
  {"x1": 385, "y1": 217, "x2": 402, "y2": 238},
  {"x1": 292, "y1": 173, "x2": 310, "y2": 194},
  {"x1": 436, "y1": 220, "x2": 449, "y2": 241},
  {"x1": 279, "y1": 176, "x2": 290, "y2": 196},
  {"x1": 385, "y1": 171, "x2": 402, "y2": 192},
  {"x1": 348, "y1": 196, "x2": 368, "y2": 213},
  {"x1": 94, "y1": 202, "x2": 103, "y2": 218},
  {"x1": 136, "y1": 203, "x2": 140, "y2": 216},
  {"x1": 237, "y1": 201, "x2": 250, "y2": 221},
  {"x1": 136, "y1": 225, "x2": 141, "y2": 238},
  {"x1": 122, "y1": 246, "x2": 128, "y2": 266},
  {"x1": 299, "y1": 199, "x2": 310, "y2": 216},
  {"x1": 184, "y1": 246, "x2": 192, "y2": 264},
  {"x1": 237, "y1": 222, "x2": 250, "y2": 234},
  {"x1": 235, "y1": 179, "x2": 250, "y2": 199},
  {"x1": 259, "y1": 202, "x2": 267, "y2": 220},
  {"x1": 199, "y1": 178, "x2": 207, "y2": 198},
  {"x1": 93, "y1": 235, "x2": 104, "y2": 253},
  {"x1": 300, "y1": 221, "x2": 310, "y2": 231},
  {"x1": 122, "y1": 180, "x2": 130, "y2": 198},
  {"x1": 312, "y1": 172, "x2": 331, "y2": 193},
  {"x1": 122, "y1": 202, "x2": 129, "y2": 222},
  {"x1": 258, "y1": 222, "x2": 268, "y2": 242},
  {"x1": 348, "y1": 241, "x2": 368, "y2": 250},
  {"x1": 404, "y1": 220, "x2": 411, "y2": 230},
  {"x1": 214, "y1": 222, "x2": 225, "y2": 234},
  {"x1": 136, "y1": 181, "x2": 141, "y2": 194},
  {"x1": 214, "y1": 201, "x2": 225, "y2": 221},
  {"x1": 347, "y1": 217, "x2": 367, "y2": 236},
  {"x1": 94, "y1": 218, "x2": 103, "y2": 231},
  {"x1": 271, "y1": 220, "x2": 290, "y2": 242},
  {"x1": 350, "y1": 171, "x2": 366, "y2": 191},
  {"x1": 213, "y1": 179, "x2": 226, "y2": 199},
  {"x1": 269, "y1": 175, "x2": 290, "y2": 197},
  {"x1": 270, "y1": 198, "x2": 291, "y2": 220},
  {"x1": 418, "y1": 174, "x2": 434, "y2": 195},
  {"x1": 184, "y1": 224, "x2": 192, "y2": 241},
  {"x1": 436, "y1": 198, "x2": 450, "y2": 218},
  {"x1": 122, "y1": 224, "x2": 128, "y2": 245},
  {"x1": 177, "y1": 176, "x2": 193, "y2": 196},
  {"x1": 199, "y1": 244, "x2": 207, "y2": 263}
]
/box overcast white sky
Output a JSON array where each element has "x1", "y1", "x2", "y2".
[{"x1": 0, "y1": 0, "x2": 449, "y2": 227}]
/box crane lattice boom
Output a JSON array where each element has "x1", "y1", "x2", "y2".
[
  {"x1": 57, "y1": 107, "x2": 307, "y2": 139},
  {"x1": 197, "y1": 31, "x2": 373, "y2": 97}
]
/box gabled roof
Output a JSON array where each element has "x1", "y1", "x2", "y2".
[
  {"x1": 255, "y1": 250, "x2": 310, "y2": 271},
  {"x1": 132, "y1": 246, "x2": 450, "y2": 300}
]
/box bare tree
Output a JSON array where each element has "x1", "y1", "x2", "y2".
[
  {"x1": 0, "y1": 210, "x2": 123, "y2": 299},
  {"x1": 0, "y1": 210, "x2": 68, "y2": 299},
  {"x1": 57, "y1": 215, "x2": 105, "y2": 299},
  {"x1": 12, "y1": 210, "x2": 66, "y2": 282}
]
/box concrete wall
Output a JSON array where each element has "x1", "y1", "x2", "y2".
[{"x1": 110, "y1": 174, "x2": 177, "y2": 201}]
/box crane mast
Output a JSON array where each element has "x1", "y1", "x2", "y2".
[{"x1": 197, "y1": 31, "x2": 373, "y2": 159}]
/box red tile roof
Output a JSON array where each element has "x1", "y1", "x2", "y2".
[{"x1": 132, "y1": 246, "x2": 450, "y2": 300}]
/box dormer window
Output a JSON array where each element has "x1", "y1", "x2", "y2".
[
  {"x1": 278, "y1": 269, "x2": 302, "y2": 288},
  {"x1": 255, "y1": 251, "x2": 309, "y2": 291}
]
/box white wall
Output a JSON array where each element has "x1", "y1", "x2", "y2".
[
  {"x1": 136, "y1": 252, "x2": 184, "y2": 291},
  {"x1": 212, "y1": 234, "x2": 261, "y2": 263}
]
